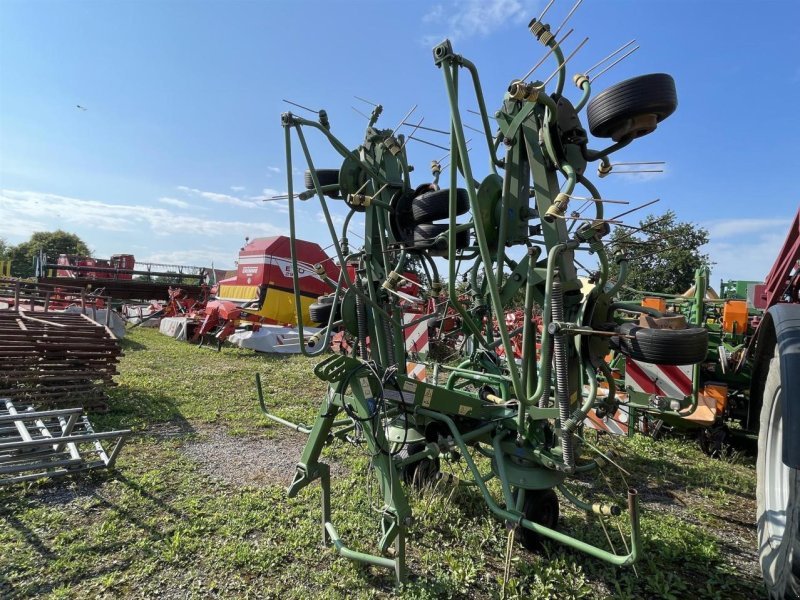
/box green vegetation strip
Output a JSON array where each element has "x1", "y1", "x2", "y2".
[{"x1": 0, "y1": 329, "x2": 764, "y2": 599}]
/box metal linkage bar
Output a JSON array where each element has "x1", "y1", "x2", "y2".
[{"x1": 0, "y1": 399, "x2": 130, "y2": 486}]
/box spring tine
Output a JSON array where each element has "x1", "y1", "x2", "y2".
[
  {"x1": 590, "y1": 45, "x2": 640, "y2": 82},
  {"x1": 611, "y1": 161, "x2": 665, "y2": 166},
  {"x1": 612, "y1": 213, "x2": 673, "y2": 244},
  {"x1": 354, "y1": 95, "x2": 379, "y2": 107},
  {"x1": 552, "y1": 0, "x2": 584, "y2": 39},
  {"x1": 391, "y1": 105, "x2": 418, "y2": 135},
  {"x1": 609, "y1": 198, "x2": 660, "y2": 221},
  {"x1": 408, "y1": 136, "x2": 450, "y2": 151},
  {"x1": 520, "y1": 28, "x2": 575, "y2": 82},
  {"x1": 401, "y1": 121, "x2": 449, "y2": 135},
  {"x1": 607, "y1": 169, "x2": 663, "y2": 175},
  {"x1": 584, "y1": 39, "x2": 636, "y2": 75},
  {"x1": 539, "y1": 36, "x2": 589, "y2": 88},
  {"x1": 566, "y1": 194, "x2": 630, "y2": 204},
  {"x1": 537, "y1": 0, "x2": 557, "y2": 22},
  {"x1": 352, "y1": 106, "x2": 371, "y2": 120},
  {"x1": 282, "y1": 99, "x2": 319, "y2": 114}
]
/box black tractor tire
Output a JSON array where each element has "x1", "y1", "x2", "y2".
[
  {"x1": 309, "y1": 301, "x2": 334, "y2": 325},
  {"x1": 614, "y1": 322, "x2": 708, "y2": 366},
  {"x1": 303, "y1": 169, "x2": 340, "y2": 198},
  {"x1": 412, "y1": 223, "x2": 470, "y2": 257},
  {"x1": 756, "y1": 348, "x2": 800, "y2": 599},
  {"x1": 411, "y1": 188, "x2": 470, "y2": 223},
  {"x1": 587, "y1": 73, "x2": 677, "y2": 140},
  {"x1": 517, "y1": 488, "x2": 560, "y2": 552},
  {"x1": 398, "y1": 442, "x2": 440, "y2": 489}
]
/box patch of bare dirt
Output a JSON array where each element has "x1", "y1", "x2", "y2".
[{"x1": 181, "y1": 427, "x2": 346, "y2": 487}]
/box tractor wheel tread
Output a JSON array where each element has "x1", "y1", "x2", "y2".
[
  {"x1": 412, "y1": 223, "x2": 470, "y2": 257},
  {"x1": 756, "y1": 347, "x2": 800, "y2": 598},
  {"x1": 613, "y1": 322, "x2": 707, "y2": 365},
  {"x1": 411, "y1": 188, "x2": 470, "y2": 223},
  {"x1": 518, "y1": 488, "x2": 560, "y2": 552},
  {"x1": 309, "y1": 301, "x2": 335, "y2": 325},
  {"x1": 587, "y1": 73, "x2": 677, "y2": 139},
  {"x1": 398, "y1": 442, "x2": 440, "y2": 489},
  {"x1": 304, "y1": 169, "x2": 340, "y2": 198}
]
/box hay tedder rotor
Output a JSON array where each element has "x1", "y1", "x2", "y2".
[{"x1": 261, "y1": 4, "x2": 703, "y2": 583}]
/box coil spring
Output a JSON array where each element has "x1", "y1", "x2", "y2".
[
  {"x1": 382, "y1": 316, "x2": 395, "y2": 366},
  {"x1": 551, "y1": 280, "x2": 574, "y2": 469},
  {"x1": 355, "y1": 278, "x2": 369, "y2": 360}
]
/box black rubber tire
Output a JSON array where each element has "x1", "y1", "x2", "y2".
[
  {"x1": 756, "y1": 348, "x2": 800, "y2": 599},
  {"x1": 614, "y1": 322, "x2": 707, "y2": 366},
  {"x1": 518, "y1": 488, "x2": 560, "y2": 552},
  {"x1": 698, "y1": 422, "x2": 730, "y2": 458},
  {"x1": 411, "y1": 188, "x2": 470, "y2": 223},
  {"x1": 398, "y1": 442, "x2": 440, "y2": 489},
  {"x1": 586, "y1": 73, "x2": 677, "y2": 140},
  {"x1": 303, "y1": 169, "x2": 340, "y2": 198},
  {"x1": 309, "y1": 302, "x2": 333, "y2": 325},
  {"x1": 412, "y1": 223, "x2": 470, "y2": 257}
]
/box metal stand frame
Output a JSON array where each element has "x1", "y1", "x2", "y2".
[{"x1": 0, "y1": 399, "x2": 130, "y2": 486}]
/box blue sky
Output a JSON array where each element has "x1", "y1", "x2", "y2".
[{"x1": 1, "y1": 0, "x2": 798, "y2": 284}]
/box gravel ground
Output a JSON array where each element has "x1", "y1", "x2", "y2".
[{"x1": 181, "y1": 427, "x2": 345, "y2": 488}]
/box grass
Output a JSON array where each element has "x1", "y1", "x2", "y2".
[{"x1": 0, "y1": 328, "x2": 766, "y2": 598}]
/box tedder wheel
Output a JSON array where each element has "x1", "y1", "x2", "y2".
[
  {"x1": 398, "y1": 442, "x2": 440, "y2": 489},
  {"x1": 411, "y1": 188, "x2": 470, "y2": 223},
  {"x1": 614, "y1": 322, "x2": 708, "y2": 366},
  {"x1": 309, "y1": 300, "x2": 335, "y2": 325},
  {"x1": 303, "y1": 169, "x2": 340, "y2": 198},
  {"x1": 756, "y1": 348, "x2": 800, "y2": 599},
  {"x1": 517, "y1": 488, "x2": 560, "y2": 552},
  {"x1": 412, "y1": 223, "x2": 470, "y2": 257},
  {"x1": 586, "y1": 73, "x2": 677, "y2": 141}
]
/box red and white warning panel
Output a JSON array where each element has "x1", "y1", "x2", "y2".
[
  {"x1": 403, "y1": 312, "x2": 429, "y2": 382},
  {"x1": 625, "y1": 360, "x2": 693, "y2": 400},
  {"x1": 585, "y1": 358, "x2": 720, "y2": 434}
]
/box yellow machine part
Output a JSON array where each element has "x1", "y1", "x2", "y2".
[
  {"x1": 216, "y1": 284, "x2": 315, "y2": 325},
  {"x1": 641, "y1": 297, "x2": 666, "y2": 313},
  {"x1": 217, "y1": 284, "x2": 258, "y2": 301},
  {"x1": 722, "y1": 300, "x2": 748, "y2": 334}
]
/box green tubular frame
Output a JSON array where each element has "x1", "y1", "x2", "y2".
[{"x1": 262, "y1": 12, "x2": 681, "y2": 584}]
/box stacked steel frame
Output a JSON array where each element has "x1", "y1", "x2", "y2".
[{"x1": 0, "y1": 309, "x2": 120, "y2": 412}]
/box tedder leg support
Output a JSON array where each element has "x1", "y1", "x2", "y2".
[{"x1": 288, "y1": 384, "x2": 411, "y2": 583}]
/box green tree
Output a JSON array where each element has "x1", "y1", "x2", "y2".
[
  {"x1": 8, "y1": 230, "x2": 91, "y2": 278},
  {"x1": 607, "y1": 210, "x2": 711, "y2": 295}
]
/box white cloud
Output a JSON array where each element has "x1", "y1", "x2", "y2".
[
  {"x1": 701, "y1": 217, "x2": 792, "y2": 283},
  {"x1": 421, "y1": 0, "x2": 536, "y2": 42},
  {"x1": 177, "y1": 185, "x2": 262, "y2": 209},
  {"x1": 316, "y1": 211, "x2": 346, "y2": 227},
  {"x1": 158, "y1": 197, "x2": 190, "y2": 209},
  {"x1": 138, "y1": 248, "x2": 235, "y2": 269},
  {"x1": 0, "y1": 189, "x2": 285, "y2": 241},
  {"x1": 266, "y1": 166, "x2": 281, "y2": 175},
  {"x1": 230, "y1": 185, "x2": 246, "y2": 192},
  {"x1": 705, "y1": 218, "x2": 790, "y2": 240}
]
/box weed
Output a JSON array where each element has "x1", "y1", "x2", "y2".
[{"x1": 0, "y1": 329, "x2": 764, "y2": 599}]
